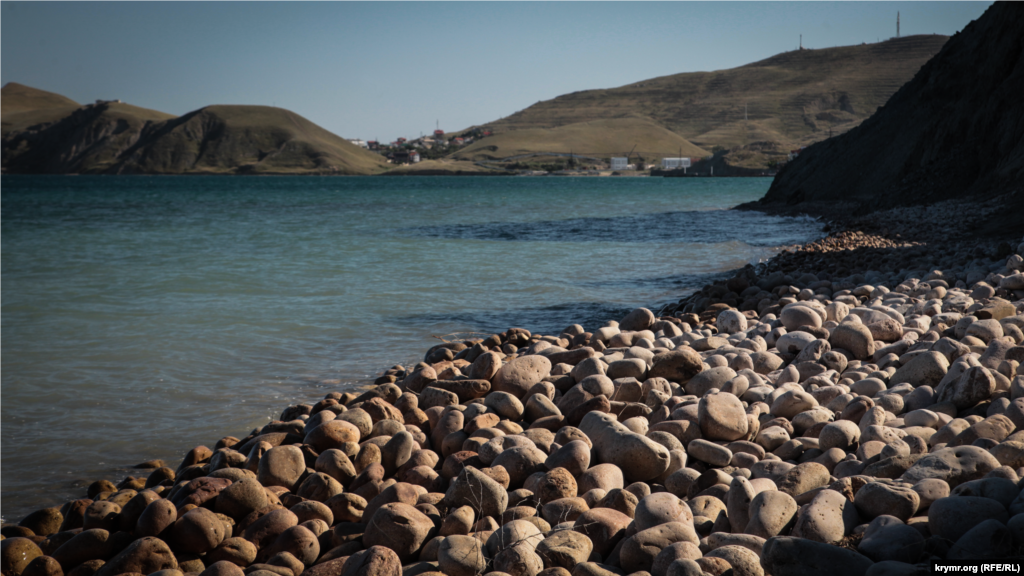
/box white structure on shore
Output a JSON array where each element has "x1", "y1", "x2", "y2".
[
  {"x1": 348, "y1": 139, "x2": 368, "y2": 148},
  {"x1": 661, "y1": 157, "x2": 691, "y2": 169},
  {"x1": 609, "y1": 157, "x2": 628, "y2": 170}
]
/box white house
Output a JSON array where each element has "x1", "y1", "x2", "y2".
[
  {"x1": 348, "y1": 139, "x2": 368, "y2": 148},
  {"x1": 661, "y1": 157, "x2": 691, "y2": 170},
  {"x1": 609, "y1": 157, "x2": 628, "y2": 170}
]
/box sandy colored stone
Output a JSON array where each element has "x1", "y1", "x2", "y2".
[
  {"x1": 705, "y1": 545, "x2": 763, "y2": 576},
  {"x1": 205, "y1": 538, "x2": 257, "y2": 567},
  {"x1": 1, "y1": 538, "x2": 43, "y2": 576},
  {"x1": 437, "y1": 535, "x2": 486, "y2": 576},
  {"x1": 791, "y1": 489, "x2": 859, "y2": 544},
  {"x1": 687, "y1": 439, "x2": 732, "y2": 468},
  {"x1": 901, "y1": 445, "x2": 1001, "y2": 487},
  {"x1": 338, "y1": 546, "x2": 401, "y2": 576},
  {"x1": 94, "y1": 537, "x2": 177, "y2": 576},
  {"x1": 545, "y1": 440, "x2": 591, "y2": 478},
  {"x1": 775, "y1": 462, "x2": 831, "y2": 497},
  {"x1": 258, "y1": 446, "x2": 306, "y2": 491},
  {"x1": 243, "y1": 509, "x2": 298, "y2": 550},
  {"x1": 536, "y1": 468, "x2": 578, "y2": 504},
  {"x1": 445, "y1": 465, "x2": 508, "y2": 519},
  {"x1": 572, "y1": 508, "x2": 631, "y2": 557},
  {"x1": 494, "y1": 355, "x2": 552, "y2": 399},
  {"x1": 818, "y1": 420, "x2": 861, "y2": 452},
  {"x1": 698, "y1": 391, "x2": 748, "y2": 442},
  {"x1": 830, "y1": 322, "x2": 874, "y2": 360},
  {"x1": 854, "y1": 482, "x2": 919, "y2": 522},
  {"x1": 362, "y1": 502, "x2": 434, "y2": 562},
  {"x1": 493, "y1": 445, "x2": 549, "y2": 489},
  {"x1": 134, "y1": 498, "x2": 177, "y2": 538},
  {"x1": 744, "y1": 490, "x2": 797, "y2": 539},
  {"x1": 263, "y1": 525, "x2": 320, "y2": 566},
  {"x1": 535, "y1": 530, "x2": 594, "y2": 571},
  {"x1": 649, "y1": 349, "x2": 704, "y2": 383},
  {"x1": 619, "y1": 522, "x2": 700, "y2": 573},
  {"x1": 634, "y1": 493, "x2": 692, "y2": 531}
]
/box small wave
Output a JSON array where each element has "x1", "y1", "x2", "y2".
[
  {"x1": 395, "y1": 301, "x2": 634, "y2": 336},
  {"x1": 406, "y1": 209, "x2": 821, "y2": 246}
]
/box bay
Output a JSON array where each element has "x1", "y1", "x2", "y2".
[{"x1": 0, "y1": 175, "x2": 818, "y2": 520}]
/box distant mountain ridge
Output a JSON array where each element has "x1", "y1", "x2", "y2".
[
  {"x1": 1, "y1": 84, "x2": 388, "y2": 175},
  {"x1": 455, "y1": 35, "x2": 948, "y2": 168},
  {"x1": 756, "y1": 1, "x2": 1024, "y2": 237}
]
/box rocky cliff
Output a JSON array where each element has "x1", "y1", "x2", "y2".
[{"x1": 755, "y1": 1, "x2": 1024, "y2": 238}]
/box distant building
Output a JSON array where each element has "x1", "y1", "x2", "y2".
[
  {"x1": 788, "y1": 147, "x2": 806, "y2": 162},
  {"x1": 610, "y1": 157, "x2": 629, "y2": 170},
  {"x1": 367, "y1": 140, "x2": 380, "y2": 150},
  {"x1": 397, "y1": 137, "x2": 407, "y2": 144},
  {"x1": 392, "y1": 150, "x2": 420, "y2": 164},
  {"x1": 661, "y1": 157, "x2": 691, "y2": 170},
  {"x1": 434, "y1": 129, "x2": 445, "y2": 137},
  {"x1": 452, "y1": 137, "x2": 464, "y2": 146},
  {"x1": 348, "y1": 139, "x2": 368, "y2": 148}
]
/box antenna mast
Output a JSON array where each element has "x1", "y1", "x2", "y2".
[
  {"x1": 799, "y1": 34, "x2": 802, "y2": 50},
  {"x1": 897, "y1": 12, "x2": 900, "y2": 38}
]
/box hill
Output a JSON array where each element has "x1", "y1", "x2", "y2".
[
  {"x1": 457, "y1": 35, "x2": 948, "y2": 168},
  {"x1": 1, "y1": 88, "x2": 389, "y2": 175},
  {"x1": 755, "y1": 1, "x2": 1024, "y2": 238},
  {"x1": 110, "y1": 105, "x2": 389, "y2": 175},
  {"x1": 451, "y1": 117, "x2": 708, "y2": 163},
  {"x1": 1, "y1": 82, "x2": 81, "y2": 136}
]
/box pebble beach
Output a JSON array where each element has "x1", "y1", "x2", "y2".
[{"x1": 4, "y1": 197, "x2": 1024, "y2": 576}]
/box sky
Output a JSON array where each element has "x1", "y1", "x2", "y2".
[{"x1": 1, "y1": 1, "x2": 993, "y2": 142}]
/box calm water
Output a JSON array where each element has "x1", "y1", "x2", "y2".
[{"x1": 1, "y1": 175, "x2": 819, "y2": 520}]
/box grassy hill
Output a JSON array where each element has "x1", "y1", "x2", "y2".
[
  {"x1": 1, "y1": 82, "x2": 81, "y2": 136},
  {"x1": 458, "y1": 35, "x2": 948, "y2": 168},
  {"x1": 2, "y1": 86, "x2": 389, "y2": 175},
  {"x1": 451, "y1": 117, "x2": 708, "y2": 163},
  {"x1": 112, "y1": 105, "x2": 389, "y2": 175}
]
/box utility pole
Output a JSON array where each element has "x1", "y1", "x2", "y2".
[
  {"x1": 799, "y1": 34, "x2": 802, "y2": 50},
  {"x1": 897, "y1": 12, "x2": 900, "y2": 38}
]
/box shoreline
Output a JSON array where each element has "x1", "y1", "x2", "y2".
[{"x1": 3, "y1": 199, "x2": 1024, "y2": 574}]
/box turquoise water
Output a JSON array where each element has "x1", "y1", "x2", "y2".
[{"x1": 0, "y1": 175, "x2": 818, "y2": 520}]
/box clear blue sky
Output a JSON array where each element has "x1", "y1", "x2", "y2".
[{"x1": 1, "y1": 1, "x2": 992, "y2": 142}]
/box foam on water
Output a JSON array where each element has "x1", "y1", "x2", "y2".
[{"x1": 0, "y1": 175, "x2": 820, "y2": 520}]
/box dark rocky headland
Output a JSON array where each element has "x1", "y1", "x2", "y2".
[{"x1": 4, "y1": 3, "x2": 1024, "y2": 576}]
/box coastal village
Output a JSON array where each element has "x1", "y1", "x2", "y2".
[{"x1": 346, "y1": 130, "x2": 720, "y2": 177}]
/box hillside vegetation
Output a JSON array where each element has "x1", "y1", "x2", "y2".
[
  {"x1": 459, "y1": 35, "x2": 947, "y2": 168},
  {"x1": 451, "y1": 117, "x2": 708, "y2": 163},
  {"x1": 1, "y1": 85, "x2": 389, "y2": 175},
  {"x1": 112, "y1": 105, "x2": 389, "y2": 175},
  {"x1": 383, "y1": 159, "x2": 509, "y2": 175},
  {"x1": 1, "y1": 82, "x2": 81, "y2": 136}
]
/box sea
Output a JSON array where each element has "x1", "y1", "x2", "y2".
[{"x1": 0, "y1": 175, "x2": 821, "y2": 521}]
